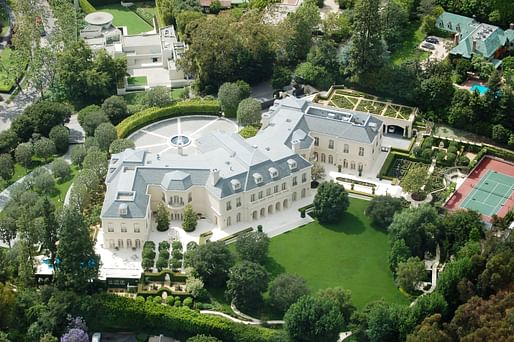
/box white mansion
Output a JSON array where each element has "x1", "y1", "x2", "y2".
[
  {"x1": 100, "y1": 98, "x2": 384, "y2": 249},
  {"x1": 80, "y1": 11, "x2": 191, "y2": 90}
]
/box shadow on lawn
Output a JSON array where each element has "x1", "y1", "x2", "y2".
[{"x1": 322, "y1": 212, "x2": 366, "y2": 235}]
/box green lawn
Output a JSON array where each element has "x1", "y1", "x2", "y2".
[
  {"x1": 96, "y1": 4, "x2": 153, "y2": 35},
  {"x1": 0, "y1": 47, "x2": 16, "y2": 92},
  {"x1": 50, "y1": 165, "x2": 78, "y2": 208},
  {"x1": 266, "y1": 198, "x2": 409, "y2": 309},
  {"x1": 127, "y1": 76, "x2": 148, "y2": 86},
  {"x1": 390, "y1": 21, "x2": 430, "y2": 65}
]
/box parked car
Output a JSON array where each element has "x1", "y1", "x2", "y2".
[
  {"x1": 421, "y1": 42, "x2": 435, "y2": 50},
  {"x1": 425, "y1": 36, "x2": 439, "y2": 44}
]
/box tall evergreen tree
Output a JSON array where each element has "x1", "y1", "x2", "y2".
[
  {"x1": 55, "y1": 206, "x2": 99, "y2": 292},
  {"x1": 349, "y1": 0, "x2": 384, "y2": 76}
]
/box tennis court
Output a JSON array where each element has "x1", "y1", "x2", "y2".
[{"x1": 460, "y1": 171, "x2": 514, "y2": 216}]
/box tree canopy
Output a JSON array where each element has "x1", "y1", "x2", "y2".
[{"x1": 312, "y1": 181, "x2": 349, "y2": 224}]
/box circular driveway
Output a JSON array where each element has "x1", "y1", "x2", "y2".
[{"x1": 128, "y1": 115, "x2": 239, "y2": 159}]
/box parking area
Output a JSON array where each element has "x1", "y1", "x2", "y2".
[
  {"x1": 418, "y1": 36, "x2": 452, "y2": 64},
  {"x1": 382, "y1": 134, "x2": 413, "y2": 151}
]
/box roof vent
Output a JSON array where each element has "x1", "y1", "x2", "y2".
[{"x1": 253, "y1": 173, "x2": 263, "y2": 185}]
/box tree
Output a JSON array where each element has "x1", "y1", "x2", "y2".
[
  {"x1": 218, "y1": 82, "x2": 245, "y2": 117},
  {"x1": 102, "y1": 96, "x2": 128, "y2": 124},
  {"x1": 311, "y1": 163, "x2": 325, "y2": 182},
  {"x1": 365, "y1": 301, "x2": 411, "y2": 342},
  {"x1": 23, "y1": 101, "x2": 72, "y2": 137},
  {"x1": 0, "y1": 282, "x2": 15, "y2": 329},
  {"x1": 186, "y1": 274, "x2": 205, "y2": 298},
  {"x1": 365, "y1": 195, "x2": 407, "y2": 229},
  {"x1": 82, "y1": 149, "x2": 108, "y2": 178},
  {"x1": 15, "y1": 142, "x2": 33, "y2": 168},
  {"x1": 407, "y1": 314, "x2": 451, "y2": 342},
  {"x1": 61, "y1": 329, "x2": 88, "y2": 342},
  {"x1": 94, "y1": 123, "x2": 117, "y2": 152},
  {"x1": 0, "y1": 216, "x2": 17, "y2": 248},
  {"x1": 49, "y1": 125, "x2": 70, "y2": 154},
  {"x1": 400, "y1": 165, "x2": 428, "y2": 199},
  {"x1": 31, "y1": 167, "x2": 56, "y2": 195},
  {"x1": 441, "y1": 210, "x2": 483, "y2": 256},
  {"x1": 381, "y1": 0, "x2": 409, "y2": 51},
  {"x1": 184, "y1": 241, "x2": 234, "y2": 286},
  {"x1": 284, "y1": 295, "x2": 343, "y2": 342},
  {"x1": 322, "y1": 12, "x2": 351, "y2": 42},
  {"x1": 389, "y1": 238, "x2": 411, "y2": 273},
  {"x1": 80, "y1": 110, "x2": 110, "y2": 137},
  {"x1": 33, "y1": 137, "x2": 56, "y2": 162},
  {"x1": 349, "y1": 0, "x2": 384, "y2": 76},
  {"x1": 491, "y1": 124, "x2": 510, "y2": 144},
  {"x1": 294, "y1": 62, "x2": 333, "y2": 90},
  {"x1": 272, "y1": 66, "x2": 292, "y2": 90},
  {"x1": 51, "y1": 158, "x2": 71, "y2": 181},
  {"x1": 269, "y1": 273, "x2": 310, "y2": 313},
  {"x1": 55, "y1": 206, "x2": 100, "y2": 292},
  {"x1": 226, "y1": 261, "x2": 269, "y2": 310},
  {"x1": 307, "y1": 39, "x2": 340, "y2": 76},
  {"x1": 235, "y1": 231, "x2": 270, "y2": 264},
  {"x1": 35, "y1": 197, "x2": 59, "y2": 267},
  {"x1": 388, "y1": 205, "x2": 439, "y2": 260},
  {"x1": 142, "y1": 86, "x2": 173, "y2": 108},
  {"x1": 156, "y1": 203, "x2": 170, "y2": 232},
  {"x1": 109, "y1": 139, "x2": 135, "y2": 154},
  {"x1": 0, "y1": 153, "x2": 14, "y2": 181},
  {"x1": 410, "y1": 292, "x2": 448, "y2": 324},
  {"x1": 236, "y1": 98, "x2": 261, "y2": 126},
  {"x1": 182, "y1": 204, "x2": 197, "y2": 232},
  {"x1": 396, "y1": 257, "x2": 426, "y2": 293},
  {"x1": 312, "y1": 181, "x2": 349, "y2": 224},
  {"x1": 70, "y1": 145, "x2": 87, "y2": 168},
  {"x1": 176, "y1": 10, "x2": 204, "y2": 36},
  {"x1": 0, "y1": 129, "x2": 19, "y2": 154},
  {"x1": 317, "y1": 288, "x2": 356, "y2": 325}
]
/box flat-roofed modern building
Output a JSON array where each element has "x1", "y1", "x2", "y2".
[{"x1": 100, "y1": 98, "x2": 383, "y2": 249}]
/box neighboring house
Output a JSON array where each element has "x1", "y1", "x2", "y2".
[
  {"x1": 436, "y1": 12, "x2": 514, "y2": 67},
  {"x1": 80, "y1": 11, "x2": 191, "y2": 91},
  {"x1": 100, "y1": 97, "x2": 383, "y2": 250}
]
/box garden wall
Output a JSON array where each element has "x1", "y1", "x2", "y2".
[{"x1": 116, "y1": 100, "x2": 221, "y2": 138}]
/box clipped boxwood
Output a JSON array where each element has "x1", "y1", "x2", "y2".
[{"x1": 116, "y1": 100, "x2": 220, "y2": 138}]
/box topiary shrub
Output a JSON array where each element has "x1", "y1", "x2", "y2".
[
  {"x1": 421, "y1": 148, "x2": 433, "y2": 160},
  {"x1": 174, "y1": 299, "x2": 182, "y2": 307},
  {"x1": 458, "y1": 155, "x2": 470, "y2": 166},
  {"x1": 257, "y1": 225, "x2": 263, "y2": 232},
  {"x1": 159, "y1": 241, "x2": 170, "y2": 251},
  {"x1": 135, "y1": 296, "x2": 145, "y2": 303},
  {"x1": 187, "y1": 241, "x2": 198, "y2": 250},
  {"x1": 300, "y1": 208, "x2": 306, "y2": 218},
  {"x1": 446, "y1": 152, "x2": 457, "y2": 165},
  {"x1": 183, "y1": 297, "x2": 193, "y2": 308}
]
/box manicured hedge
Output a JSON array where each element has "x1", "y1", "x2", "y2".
[
  {"x1": 79, "y1": 0, "x2": 96, "y2": 13},
  {"x1": 116, "y1": 100, "x2": 220, "y2": 138},
  {"x1": 86, "y1": 294, "x2": 279, "y2": 341}
]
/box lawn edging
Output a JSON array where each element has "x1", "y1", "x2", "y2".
[{"x1": 116, "y1": 100, "x2": 221, "y2": 138}]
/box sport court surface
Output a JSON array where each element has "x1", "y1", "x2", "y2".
[{"x1": 445, "y1": 156, "x2": 514, "y2": 220}]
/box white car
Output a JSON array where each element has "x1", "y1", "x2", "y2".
[
  {"x1": 92, "y1": 333, "x2": 101, "y2": 342},
  {"x1": 387, "y1": 126, "x2": 396, "y2": 133}
]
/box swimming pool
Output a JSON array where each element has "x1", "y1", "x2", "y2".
[{"x1": 470, "y1": 84, "x2": 489, "y2": 95}]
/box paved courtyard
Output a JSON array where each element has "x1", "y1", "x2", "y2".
[{"x1": 129, "y1": 115, "x2": 239, "y2": 158}]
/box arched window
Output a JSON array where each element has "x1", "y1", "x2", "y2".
[
  {"x1": 268, "y1": 205, "x2": 273, "y2": 215},
  {"x1": 283, "y1": 199, "x2": 289, "y2": 209},
  {"x1": 313, "y1": 152, "x2": 318, "y2": 161},
  {"x1": 127, "y1": 239, "x2": 132, "y2": 248},
  {"x1": 275, "y1": 202, "x2": 281, "y2": 211},
  {"x1": 328, "y1": 155, "x2": 333, "y2": 164},
  {"x1": 321, "y1": 153, "x2": 326, "y2": 163},
  {"x1": 135, "y1": 239, "x2": 141, "y2": 248},
  {"x1": 252, "y1": 211, "x2": 258, "y2": 220},
  {"x1": 260, "y1": 208, "x2": 266, "y2": 217},
  {"x1": 109, "y1": 239, "x2": 115, "y2": 249},
  {"x1": 118, "y1": 239, "x2": 123, "y2": 248}
]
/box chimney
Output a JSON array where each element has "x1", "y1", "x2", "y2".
[
  {"x1": 211, "y1": 168, "x2": 220, "y2": 186},
  {"x1": 472, "y1": 39, "x2": 477, "y2": 51},
  {"x1": 292, "y1": 140, "x2": 301, "y2": 153},
  {"x1": 261, "y1": 113, "x2": 271, "y2": 129}
]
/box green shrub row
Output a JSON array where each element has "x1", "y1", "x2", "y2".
[
  {"x1": 116, "y1": 100, "x2": 220, "y2": 138},
  {"x1": 86, "y1": 294, "x2": 279, "y2": 341},
  {"x1": 79, "y1": 0, "x2": 96, "y2": 13},
  {"x1": 469, "y1": 148, "x2": 488, "y2": 169},
  {"x1": 142, "y1": 270, "x2": 188, "y2": 283}
]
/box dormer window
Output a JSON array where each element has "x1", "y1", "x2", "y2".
[
  {"x1": 268, "y1": 167, "x2": 279, "y2": 179},
  {"x1": 119, "y1": 203, "x2": 128, "y2": 216},
  {"x1": 253, "y1": 173, "x2": 263, "y2": 185},
  {"x1": 230, "y1": 179, "x2": 241, "y2": 191},
  {"x1": 287, "y1": 159, "x2": 297, "y2": 171}
]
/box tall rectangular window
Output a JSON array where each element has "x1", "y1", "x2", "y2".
[
  {"x1": 251, "y1": 194, "x2": 255, "y2": 202},
  {"x1": 121, "y1": 223, "x2": 127, "y2": 233},
  {"x1": 282, "y1": 183, "x2": 286, "y2": 191},
  {"x1": 344, "y1": 144, "x2": 349, "y2": 153},
  {"x1": 274, "y1": 185, "x2": 279, "y2": 193},
  {"x1": 314, "y1": 137, "x2": 319, "y2": 146},
  {"x1": 108, "y1": 223, "x2": 114, "y2": 233},
  {"x1": 302, "y1": 173, "x2": 307, "y2": 183},
  {"x1": 292, "y1": 176, "x2": 298, "y2": 186},
  {"x1": 266, "y1": 188, "x2": 271, "y2": 196},
  {"x1": 134, "y1": 224, "x2": 140, "y2": 233},
  {"x1": 359, "y1": 147, "x2": 364, "y2": 156},
  {"x1": 226, "y1": 201, "x2": 232, "y2": 211},
  {"x1": 258, "y1": 191, "x2": 263, "y2": 199},
  {"x1": 236, "y1": 197, "x2": 241, "y2": 207},
  {"x1": 328, "y1": 140, "x2": 334, "y2": 149}
]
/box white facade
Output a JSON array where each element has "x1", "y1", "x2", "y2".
[{"x1": 100, "y1": 98, "x2": 383, "y2": 250}]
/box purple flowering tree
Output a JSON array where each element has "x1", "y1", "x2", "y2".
[{"x1": 60, "y1": 328, "x2": 89, "y2": 342}]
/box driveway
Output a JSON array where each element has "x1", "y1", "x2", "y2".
[{"x1": 418, "y1": 37, "x2": 452, "y2": 66}]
